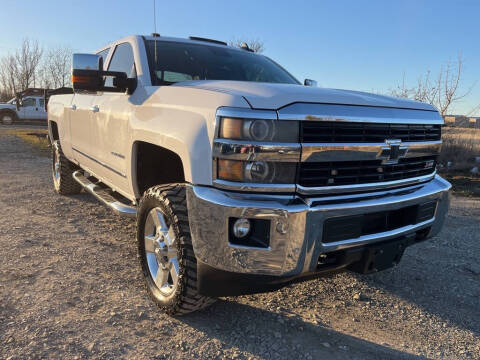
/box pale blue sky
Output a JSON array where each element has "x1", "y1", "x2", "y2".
[{"x1": 0, "y1": 0, "x2": 478, "y2": 115}]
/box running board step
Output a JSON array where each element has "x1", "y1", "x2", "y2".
[{"x1": 72, "y1": 170, "x2": 136, "y2": 218}]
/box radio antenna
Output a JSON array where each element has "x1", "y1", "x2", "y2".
[{"x1": 153, "y1": 0, "x2": 158, "y2": 63}]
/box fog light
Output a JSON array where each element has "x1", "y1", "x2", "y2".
[{"x1": 233, "y1": 218, "x2": 251, "y2": 238}]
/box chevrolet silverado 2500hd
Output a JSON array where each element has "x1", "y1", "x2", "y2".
[{"x1": 47, "y1": 35, "x2": 450, "y2": 315}]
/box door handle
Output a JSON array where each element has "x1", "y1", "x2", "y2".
[
  {"x1": 70, "y1": 104, "x2": 77, "y2": 110},
  {"x1": 90, "y1": 105, "x2": 99, "y2": 113}
]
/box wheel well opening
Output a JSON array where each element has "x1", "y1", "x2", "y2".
[
  {"x1": 49, "y1": 121, "x2": 59, "y2": 141},
  {"x1": 1, "y1": 109, "x2": 16, "y2": 118},
  {"x1": 135, "y1": 142, "x2": 185, "y2": 196}
]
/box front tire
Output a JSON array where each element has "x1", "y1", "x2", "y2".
[
  {"x1": 137, "y1": 184, "x2": 215, "y2": 315},
  {"x1": 52, "y1": 141, "x2": 82, "y2": 195},
  {"x1": 1, "y1": 112, "x2": 17, "y2": 125}
]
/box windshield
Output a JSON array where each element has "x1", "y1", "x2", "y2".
[{"x1": 145, "y1": 40, "x2": 299, "y2": 85}]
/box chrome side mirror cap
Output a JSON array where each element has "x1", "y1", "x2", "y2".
[
  {"x1": 304, "y1": 79, "x2": 318, "y2": 87},
  {"x1": 72, "y1": 53, "x2": 103, "y2": 72}
]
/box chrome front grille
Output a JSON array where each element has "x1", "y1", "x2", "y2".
[
  {"x1": 301, "y1": 122, "x2": 441, "y2": 143},
  {"x1": 299, "y1": 156, "x2": 437, "y2": 187}
]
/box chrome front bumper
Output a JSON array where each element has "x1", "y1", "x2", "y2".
[{"x1": 186, "y1": 175, "x2": 451, "y2": 276}]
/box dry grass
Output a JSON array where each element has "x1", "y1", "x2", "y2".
[
  {"x1": 442, "y1": 174, "x2": 480, "y2": 198},
  {"x1": 17, "y1": 131, "x2": 49, "y2": 150},
  {"x1": 438, "y1": 127, "x2": 480, "y2": 198},
  {"x1": 439, "y1": 127, "x2": 480, "y2": 171},
  {"x1": 1, "y1": 128, "x2": 50, "y2": 154}
]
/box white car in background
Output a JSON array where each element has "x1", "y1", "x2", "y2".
[{"x1": 0, "y1": 96, "x2": 47, "y2": 124}]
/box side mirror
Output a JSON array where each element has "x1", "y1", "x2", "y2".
[
  {"x1": 304, "y1": 79, "x2": 318, "y2": 87},
  {"x1": 14, "y1": 95, "x2": 22, "y2": 111},
  {"x1": 72, "y1": 54, "x2": 104, "y2": 92},
  {"x1": 72, "y1": 53, "x2": 136, "y2": 94}
]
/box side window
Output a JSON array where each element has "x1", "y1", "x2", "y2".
[
  {"x1": 104, "y1": 42, "x2": 136, "y2": 88},
  {"x1": 39, "y1": 98, "x2": 45, "y2": 108},
  {"x1": 96, "y1": 48, "x2": 110, "y2": 68},
  {"x1": 23, "y1": 98, "x2": 36, "y2": 107}
]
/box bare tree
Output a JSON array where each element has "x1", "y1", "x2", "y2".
[
  {"x1": 0, "y1": 38, "x2": 43, "y2": 99},
  {"x1": 35, "y1": 66, "x2": 52, "y2": 90},
  {"x1": 0, "y1": 91, "x2": 10, "y2": 102},
  {"x1": 40, "y1": 46, "x2": 72, "y2": 88},
  {"x1": 229, "y1": 38, "x2": 265, "y2": 53},
  {"x1": 391, "y1": 55, "x2": 474, "y2": 116},
  {"x1": 390, "y1": 72, "x2": 410, "y2": 99},
  {"x1": 15, "y1": 39, "x2": 43, "y2": 90},
  {"x1": 0, "y1": 54, "x2": 19, "y2": 97}
]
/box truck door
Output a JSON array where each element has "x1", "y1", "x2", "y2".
[
  {"x1": 20, "y1": 97, "x2": 37, "y2": 120},
  {"x1": 90, "y1": 42, "x2": 135, "y2": 193},
  {"x1": 69, "y1": 93, "x2": 95, "y2": 168},
  {"x1": 37, "y1": 98, "x2": 47, "y2": 121}
]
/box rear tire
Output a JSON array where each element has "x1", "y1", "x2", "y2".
[
  {"x1": 52, "y1": 140, "x2": 82, "y2": 195},
  {"x1": 1, "y1": 111, "x2": 17, "y2": 125},
  {"x1": 137, "y1": 184, "x2": 216, "y2": 315}
]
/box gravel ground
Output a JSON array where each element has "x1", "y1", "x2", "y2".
[{"x1": 1, "y1": 126, "x2": 479, "y2": 360}]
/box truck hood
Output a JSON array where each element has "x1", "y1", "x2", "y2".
[
  {"x1": 0, "y1": 103, "x2": 16, "y2": 110},
  {"x1": 174, "y1": 80, "x2": 436, "y2": 112}
]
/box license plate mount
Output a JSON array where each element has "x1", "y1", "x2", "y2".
[{"x1": 347, "y1": 237, "x2": 409, "y2": 274}]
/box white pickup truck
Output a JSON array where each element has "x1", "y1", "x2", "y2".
[
  {"x1": 48, "y1": 34, "x2": 450, "y2": 315},
  {"x1": 0, "y1": 95, "x2": 47, "y2": 124}
]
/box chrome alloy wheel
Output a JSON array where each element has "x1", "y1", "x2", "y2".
[{"x1": 144, "y1": 207, "x2": 179, "y2": 296}]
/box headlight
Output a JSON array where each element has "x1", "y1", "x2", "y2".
[
  {"x1": 219, "y1": 117, "x2": 299, "y2": 142},
  {"x1": 214, "y1": 110, "x2": 300, "y2": 191},
  {"x1": 217, "y1": 159, "x2": 296, "y2": 183}
]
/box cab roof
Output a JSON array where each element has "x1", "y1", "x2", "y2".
[{"x1": 96, "y1": 34, "x2": 250, "y2": 54}]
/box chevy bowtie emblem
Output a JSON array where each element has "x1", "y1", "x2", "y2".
[{"x1": 380, "y1": 139, "x2": 408, "y2": 164}]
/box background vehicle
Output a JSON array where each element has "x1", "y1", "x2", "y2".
[
  {"x1": 47, "y1": 34, "x2": 451, "y2": 315},
  {"x1": 0, "y1": 88, "x2": 47, "y2": 125}
]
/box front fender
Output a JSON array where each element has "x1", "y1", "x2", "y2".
[
  {"x1": 129, "y1": 86, "x2": 250, "y2": 198},
  {"x1": 131, "y1": 110, "x2": 211, "y2": 187}
]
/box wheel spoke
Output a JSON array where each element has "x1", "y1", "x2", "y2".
[
  {"x1": 165, "y1": 226, "x2": 176, "y2": 247},
  {"x1": 156, "y1": 209, "x2": 169, "y2": 231},
  {"x1": 155, "y1": 268, "x2": 169, "y2": 288},
  {"x1": 169, "y1": 258, "x2": 179, "y2": 285},
  {"x1": 150, "y1": 209, "x2": 161, "y2": 228},
  {"x1": 146, "y1": 253, "x2": 159, "y2": 279},
  {"x1": 152, "y1": 209, "x2": 169, "y2": 231},
  {"x1": 167, "y1": 246, "x2": 177, "y2": 260},
  {"x1": 144, "y1": 235, "x2": 157, "y2": 253}
]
